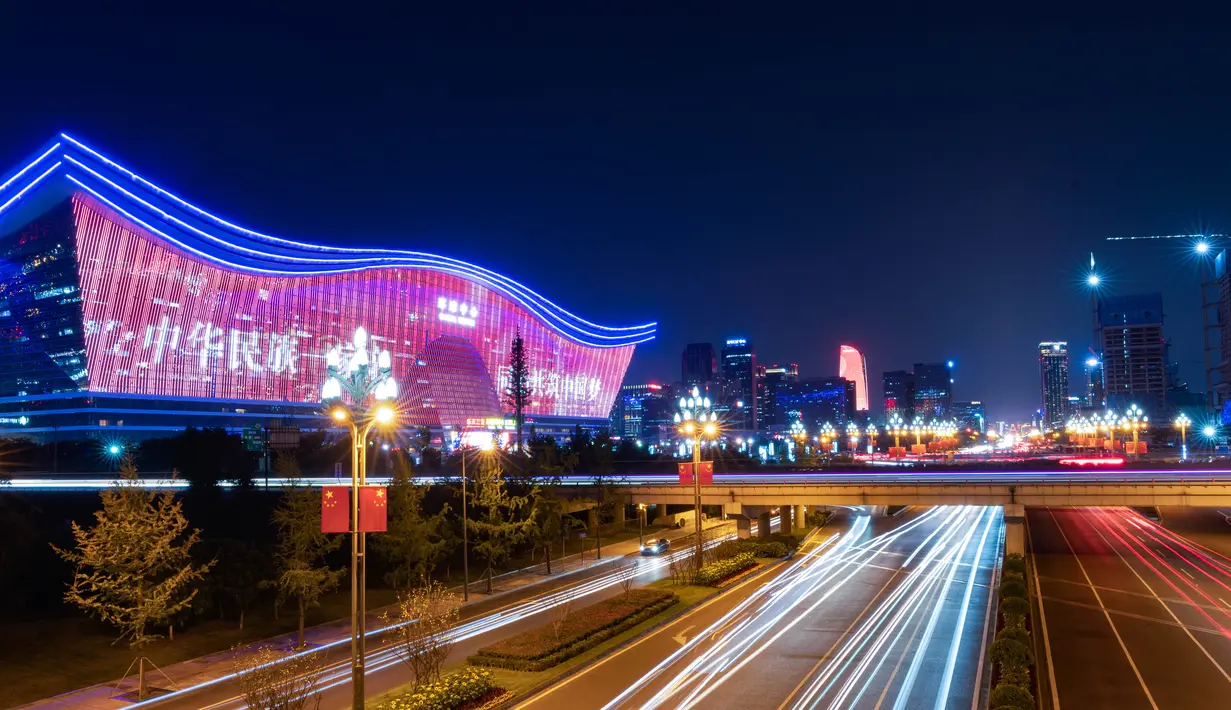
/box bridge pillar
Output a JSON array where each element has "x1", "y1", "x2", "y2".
[
  {"x1": 588, "y1": 507, "x2": 599, "y2": 533},
  {"x1": 780, "y1": 505, "x2": 793, "y2": 533},
  {"x1": 736, "y1": 517, "x2": 752, "y2": 539},
  {"x1": 1004, "y1": 504, "x2": 1025, "y2": 557},
  {"x1": 612, "y1": 504, "x2": 626, "y2": 530},
  {"x1": 794, "y1": 505, "x2": 806, "y2": 532},
  {"x1": 758, "y1": 511, "x2": 772, "y2": 540}
]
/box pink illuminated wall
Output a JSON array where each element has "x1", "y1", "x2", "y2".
[
  {"x1": 838, "y1": 345, "x2": 869, "y2": 412},
  {"x1": 69, "y1": 195, "x2": 634, "y2": 424}
]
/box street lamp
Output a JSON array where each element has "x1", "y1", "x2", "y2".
[
  {"x1": 1174, "y1": 412, "x2": 1191, "y2": 460},
  {"x1": 1122, "y1": 404, "x2": 1147, "y2": 457},
  {"x1": 888, "y1": 413, "x2": 904, "y2": 448},
  {"x1": 866, "y1": 424, "x2": 878, "y2": 453},
  {"x1": 675, "y1": 387, "x2": 718, "y2": 568},
  {"x1": 320, "y1": 326, "x2": 398, "y2": 709},
  {"x1": 911, "y1": 417, "x2": 925, "y2": 447},
  {"x1": 819, "y1": 422, "x2": 836, "y2": 453},
  {"x1": 846, "y1": 422, "x2": 860, "y2": 451}
]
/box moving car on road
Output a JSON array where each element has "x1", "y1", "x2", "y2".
[{"x1": 640, "y1": 538, "x2": 671, "y2": 555}]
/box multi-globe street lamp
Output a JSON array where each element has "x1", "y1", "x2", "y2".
[
  {"x1": 1122, "y1": 404, "x2": 1148, "y2": 456},
  {"x1": 674, "y1": 387, "x2": 718, "y2": 568},
  {"x1": 819, "y1": 422, "x2": 837, "y2": 453},
  {"x1": 866, "y1": 424, "x2": 879, "y2": 453},
  {"x1": 320, "y1": 326, "x2": 398, "y2": 709},
  {"x1": 845, "y1": 422, "x2": 860, "y2": 451},
  {"x1": 888, "y1": 413, "x2": 905, "y2": 448},
  {"x1": 1175, "y1": 412, "x2": 1191, "y2": 460}
]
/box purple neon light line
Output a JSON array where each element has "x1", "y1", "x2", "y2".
[
  {"x1": 65, "y1": 155, "x2": 648, "y2": 341},
  {"x1": 0, "y1": 142, "x2": 59, "y2": 194},
  {"x1": 59, "y1": 133, "x2": 656, "y2": 334},
  {"x1": 65, "y1": 175, "x2": 654, "y2": 348},
  {"x1": 0, "y1": 161, "x2": 63, "y2": 217}
]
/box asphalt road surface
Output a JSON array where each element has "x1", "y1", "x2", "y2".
[
  {"x1": 515, "y1": 506, "x2": 1003, "y2": 710},
  {"x1": 1027, "y1": 506, "x2": 1231, "y2": 710}
]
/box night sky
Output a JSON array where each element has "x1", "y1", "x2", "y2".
[{"x1": 2, "y1": 5, "x2": 1229, "y2": 421}]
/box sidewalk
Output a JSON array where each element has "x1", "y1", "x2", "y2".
[{"x1": 19, "y1": 520, "x2": 732, "y2": 710}]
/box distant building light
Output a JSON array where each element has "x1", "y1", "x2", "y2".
[{"x1": 947, "y1": 360, "x2": 955, "y2": 368}]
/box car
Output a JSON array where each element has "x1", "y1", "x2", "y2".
[{"x1": 640, "y1": 538, "x2": 671, "y2": 555}]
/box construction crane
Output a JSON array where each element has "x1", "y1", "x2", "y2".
[{"x1": 1102, "y1": 233, "x2": 1221, "y2": 411}]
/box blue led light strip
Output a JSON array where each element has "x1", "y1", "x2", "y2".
[
  {"x1": 0, "y1": 161, "x2": 62, "y2": 217},
  {"x1": 57, "y1": 134, "x2": 655, "y2": 336}
]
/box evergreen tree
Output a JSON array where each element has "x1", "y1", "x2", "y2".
[
  {"x1": 586, "y1": 432, "x2": 623, "y2": 559},
  {"x1": 372, "y1": 455, "x2": 454, "y2": 588},
  {"x1": 51, "y1": 456, "x2": 214, "y2": 647},
  {"x1": 504, "y1": 330, "x2": 533, "y2": 453},
  {"x1": 270, "y1": 457, "x2": 344, "y2": 648},
  {"x1": 526, "y1": 436, "x2": 581, "y2": 573},
  {"x1": 467, "y1": 455, "x2": 533, "y2": 590}
]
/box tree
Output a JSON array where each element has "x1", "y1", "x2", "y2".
[
  {"x1": 584, "y1": 432, "x2": 623, "y2": 559},
  {"x1": 380, "y1": 580, "x2": 460, "y2": 688},
  {"x1": 372, "y1": 455, "x2": 454, "y2": 588},
  {"x1": 270, "y1": 457, "x2": 344, "y2": 648},
  {"x1": 201, "y1": 538, "x2": 269, "y2": 629},
  {"x1": 232, "y1": 644, "x2": 327, "y2": 710},
  {"x1": 526, "y1": 436, "x2": 581, "y2": 573},
  {"x1": 504, "y1": 330, "x2": 533, "y2": 453},
  {"x1": 468, "y1": 454, "x2": 533, "y2": 590},
  {"x1": 51, "y1": 456, "x2": 214, "y2": 647}
]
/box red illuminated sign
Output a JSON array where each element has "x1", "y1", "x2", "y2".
[{"x1": 678, "y1": 461, "x2": 714, "y2": 485}]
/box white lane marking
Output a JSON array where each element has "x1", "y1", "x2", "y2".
[
  {"x1": 1048, "y1": 508, "x2": 1160, "y2": 710},
  {"x1": 970, "y1": 516, "x2": 1005, "y2": 710},
  {"x1": 1182, "y1": 568, "x2": 1197, "y2": 580},
  {"x1": 1027, "y1": 512, "x2": 1062, "y2": 710},
  {"x1": 672, "y1": 625, "x2": 696, "y2": 646}
]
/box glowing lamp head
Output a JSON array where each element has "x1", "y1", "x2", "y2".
[
  {"x1": 1087, "y1": 273, "x2": 1101, "y2": 287},
  {"x1": 374, "y1": 406, "x2": 395, "y2": 425},
  {"x1": 703, "y1": 422, "x2": 717, "y2": 436},
  {"x1": 683, "y1": 421, "x2": 696, "y2": 435},
  {"x1": 1196, "y1": 240, "x2": 1210, "y2": 254},
  {"x1": 1204, "y1": 426, "x2": 1217, "y2": 437},
  {"x1": 331, "y1": 407, "x2": 348, "y2": 422},
  {"x1": 107, "y1": 444, "x2": 121, "y2": 456}
]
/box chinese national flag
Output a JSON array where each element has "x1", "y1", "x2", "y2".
[
  {"x1": 358, "y1": 485, "x2": 388, "y2": 533},
  {"x1": 677, "y1": 461, "x2": 714, "y2": 485},
  {"x1": 321, "y1": 486, "x2": 350, "y2": 533}
]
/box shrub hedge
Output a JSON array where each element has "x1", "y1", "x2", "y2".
[
  {"x1": 1003, "y1": 552, "x2": 1026, "y2": 575},
  {"x1": 468, "y1": 590, "x2": 677, "y2": 672},
  {"x1": 998, "y1": 579, "x2": 1027, "y2": 601},
  {"x1": 989, "y1": 681, "x2": 1034, "y2": 709},
  {"x1": 999, "y1": 596, "x2": 1029, "y2": 622},
  {"x1": 375, "y1": 667, "x2": 497, "y2": 710},
  {"x1": 695, "y1": 552, "x2": 757, "y2": 586}
]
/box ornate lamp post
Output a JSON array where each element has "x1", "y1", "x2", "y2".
[
  {"x1": 321, "y1": 326, "x2": 398, "y2": 709},
  {"x1": 674, "y1": 387, "x2": 718, "y2": 569},
  {"x1": 866, "y1": 424, "x2": 879, "y2": 453},
  {"x1": 845, "y1": 422, "x2": 860, "y2": 451},
  {"x1": 888, "y1": 413, "x2": 904, "y2": 448},
  {"x1": 819, "y1": 422, "x2": 837, "y2": 453},
  {"x1": 911, "y1": 417, "x2": 925, "y2": 447},
  {"x1": 1123, "y1": 404, "x2": 1148, "y2": 456},
  {"x1": 1174, "y1": 412, "x2": 1191, "y2": 460}
]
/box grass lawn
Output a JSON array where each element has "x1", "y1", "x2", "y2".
[
  {"x1": 368, "y1": 578, "x2": 722, "y2": 708},
  {"x1": 0, "y1": 586, "x2": 400, "y2": 709}
]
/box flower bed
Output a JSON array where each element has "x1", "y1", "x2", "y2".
[
  {"x1": 468, "y1": 589, "x2": 677, "y2": 672},
  {"x1": 694, "y1": 552, "x2": 756, "y2": 586},
  {"x1": 374, "y1": 668, "x2": 502, "y2": 710}
]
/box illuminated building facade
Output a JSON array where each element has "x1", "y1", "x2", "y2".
[
  {"x1": 952, "y1": 400, "x2": 986, "y2": 433},
  {"x1": 609, "y1": 383, "x2": 668, "y2": 440},
  {"x1": 757, "y1": 362, "x2": 798, "y2": 430},
  {"x1": 882, "y1": 369, "x2": 915, "y2": 422},
  {"x1": 912, "y1": 362, "x2": 952, "y2": 419},
  {"x1": 681, "y1": 342, "x2": 717, "y2": 397},
  {"x1": 838, "y1": 345, "x2": 869, "y2": 412},
  {"x1": 1038, "y1": 341, "x2": 1069, "y2": 428},
  {"x1": 1098, "y1": 294, "x2": 1167, "y2": 413},
  {"x1": 0, "y1": 135, "x2": 654, "y2": 439},
  {"x1": 721, "y1": 338, "x2": 756, "y2": 430},
  {"x1": 776, "y1": 376, "x2": 855, "y2": 430}
]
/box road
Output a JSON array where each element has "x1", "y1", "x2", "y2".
[
  {"x1": 515, "y1": 505, "x2": 1003, "y2": 710},
  {"x1": 1027, "y1": 506, "x2": 1231, "y2": 710}
]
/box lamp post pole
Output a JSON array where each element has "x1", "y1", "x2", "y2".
[
  {"x1": 321, "y1": 326, "x2": 398, "y2": 710},
  {"x1": 674, "y1": 387, "x2": 717, "y2": 572},
  {"x1": 693, "y1": 432, "x2": 703, "y2": 567},
  {"x1": 461, "y1": 448, "x2": 469, "y2": 602}
]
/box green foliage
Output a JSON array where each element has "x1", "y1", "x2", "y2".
[
  {"x1": 199, "y1": 538, "x2": 269, "y2": 629},
  {"x1": 373, "y1": 456, "x2": 454, "y2": 589},
  {"x1": 998, "y1": 579, "x2": 1028, "y2": 601},
  {"x1": 51, "y1": 456, "x2": 215, "y2": 647},
  {"x1": 1003, "y1": 552, "x2": 1026, "y2": 575},
  {"x1": 375, "y1": 668, "x2": 497, "y2": 710},
  {"x1": 467, "y1": 455, "x2": 534, "y2": 574},
  {"x1": 695, "y1": 552, "x2": 756, "y2": 586},
  {"x1": 990, "y1": 637, "x2": 1034, "y2": 669},
  {"x1": 1000, "y1": 571, "x2": 1025, "y2": 587},
  {"x1": 996, "y1": 626, "x2": 1031, "y2": 651},
  {"x1": 1000, "y1": 595, "x2": 1030, "y2": 621},
  {"x1": 270, "y1": 457, "x2": 344, "y2": 647},
  {"x1": 998, "y1": 665, "x2": 1030, "y2": 688},
  {"x1": 469, "y1": 590, "x2": 676, "y2": 671},
  {"x1": 989, "y1": 682, "x2": 1034, "y2": 709}
]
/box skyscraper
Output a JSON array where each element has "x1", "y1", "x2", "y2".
[
  {"x1": 1038, "y1": 341, "x2": 1069, "y2": 428},
  {"x1": 609, "y1": 383, "x2": 668, "y2": 440},
  {"x1": 777, "y1": 376, "x2": 856, "y2": 430},
  {"x1": 883, "y1": 370, "x2": 916, "y2": 422},
  {"x1": 1099, "y1": 294, "x2": 1168, "y2": 413},
  {"x1": 758, "y1": 363, "x2": 798, "y2": 430},
  {"x1": 839, "y1": 345, "x2": 870, "y2": 412},
  {"x1": 721, "y1": 338, "x2": 757, "y2": 430},
  {"x1": 681, "y1": 343, "x2": 717, "y2": 395},
  {"x1": 1084, "y1": 354, "x2": 1104, "y2": 408},
  {"x1": 952, "y1": 401, "x2": 986, "y2": 433},
  {"x1": 913, "y1": 363, "x2": 952, "y2": 420}
]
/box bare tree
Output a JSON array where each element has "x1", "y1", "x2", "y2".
[
  {"x1": 618, "y1": 559, "x2": 639, "y2": 596},
  {"x1": 551, "y1": 595, "x2": 574, "y2": 642},
  {"x1": 232, "y1": 644, "x2": 327, "y2": 710},
  {"x1": 381, "y1": 580, "x2": 460, "y2": 688}
]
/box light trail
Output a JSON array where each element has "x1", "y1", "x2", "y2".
[{"x1": 139, "y1": 530, "x2": 739, "y2": 709}]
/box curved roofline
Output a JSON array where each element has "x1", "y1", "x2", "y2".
[{"x1": 0, "y1": 134, "x2": 656, "y2": 349}]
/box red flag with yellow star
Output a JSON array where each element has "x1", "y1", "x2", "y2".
[
  {"x1": 321, "y1": 486, "x2": 350, "y2": 533},
  {"x1": 358, "y1": 485, "x2": 387, "y2": 532}
]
